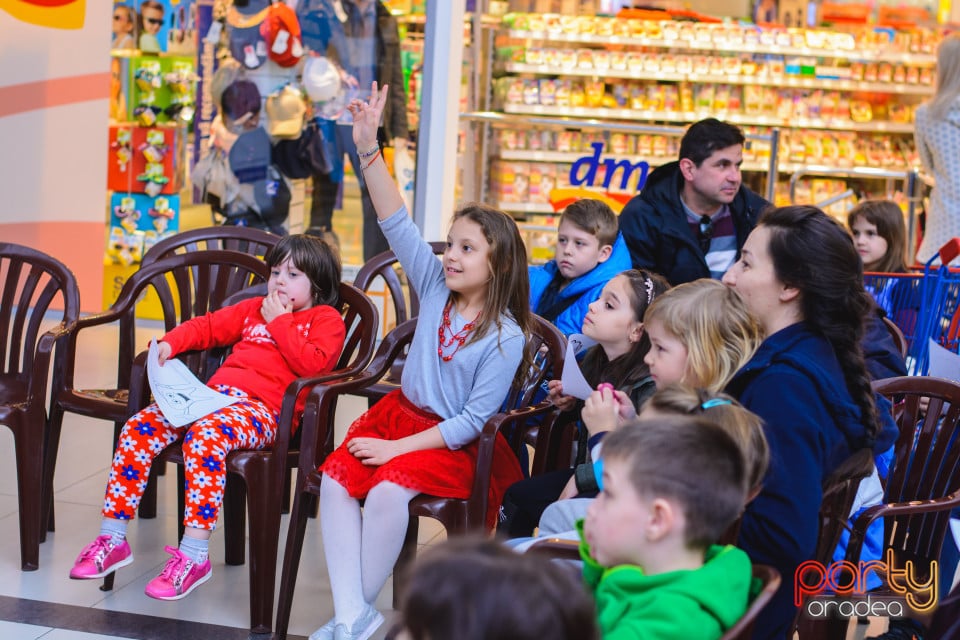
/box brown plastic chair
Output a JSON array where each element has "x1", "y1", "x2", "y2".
[
  {"x1": 120, "y1": 281, "x2": 377, "y2": 633},
  {"x1": 0, "y1": 243, "x2": 79, "y2": 570},
  {"x1": 274, "y1": 314, "x2": 565, "y2": 639},
  {"x1": 721, "y1": 564, "x2": 782, "y2": 640},
  {"x1": 793, "y1": 450, "x2": 874, "y2": 639},
  {"x1": 802, "y1": 375, "x2": 960, "y2": 639},
  {"x1": 44, "y1": 250, "x2": 270, "y2": 532},
  {"x1": 882, "y1": 316, "x2": 908, "y2": 358},
  {"x1": 141, "y1": 225, "x2": 280, "y2": 264},
  {"x1": 350, "y1": 242, "x2": 446, "y2": 405},
  {"x1": 526, "y1": 538, "x2": 780, "y2": 640}
]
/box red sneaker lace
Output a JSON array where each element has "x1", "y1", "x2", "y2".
[{"x1": 158, "y1": 546, "x2": 190, "y2": 584}]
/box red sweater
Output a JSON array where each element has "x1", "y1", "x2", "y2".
[{"x1": 161, "y1": 297, "x2": 346, "y2": 418}]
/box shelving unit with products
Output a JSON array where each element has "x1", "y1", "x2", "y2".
[{"x1": 462, "y1": 10, "x2": 941, "y2": 260}]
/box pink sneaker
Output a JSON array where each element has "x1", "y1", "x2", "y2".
[
  {"x1": 144, "y1": 546, "x2": 212, "y2": 601},
  {"x1": 70, "y1": 535, "x2": 133, "y2": 579}
]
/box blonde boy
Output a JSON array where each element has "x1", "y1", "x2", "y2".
[{"x1": 580, "y1": 416, "x2": 752, "y2": 639}]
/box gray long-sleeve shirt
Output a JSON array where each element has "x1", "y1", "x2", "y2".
[{"x1": 380, "y1": 207, "x2": 525, "y2": 448}]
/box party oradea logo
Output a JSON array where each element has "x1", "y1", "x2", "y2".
[
  {"x1": 795, "y1": 549, "x2": 939, "y2": 619},
  {"x1": 0, "y1": 0, "x2": 85, "y2": 29}
]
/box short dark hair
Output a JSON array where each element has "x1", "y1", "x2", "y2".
[
  {"x1": 397, "y1": 537, "x2": 599, "y2": 640},
  {"x1": 561, "y1": 198, "x2": 619, "y2": 247},
  {"x1": 602, "y1": 415, "x2": 747, "y2": 549},
  {"x1": 264, "y1": 234, "x2": 341, "y2": 307},
  {"x1": 679, "y1": 118, "x2": 746, "y2": 167}
]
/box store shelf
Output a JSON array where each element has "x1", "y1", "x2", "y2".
[
  {"x1": 503, "y1": 62, "x2": 935, "y2": 96},
  {"x1": 502, "y1": 103, "x2": 916, "y2": 134},
  {"x1": 503, "y1": 29, "x2": 937, "y2": 65}
]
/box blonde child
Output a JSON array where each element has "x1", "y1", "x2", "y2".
[
  {"x1": 70, "y1": 235, "x2": 345, "y2": 600},
  {"x1": 562, "y1": 278, "x2": 762, "y2": 501},
  {"x1": 312, "y1": 83, "x2": 531, "y2": 640},
  {"x1": 847, "y1": 199, "x2": 908, "y2": 273},
  {"x1": 499, "y1": 269, "x2": 670, "y2": 537}
]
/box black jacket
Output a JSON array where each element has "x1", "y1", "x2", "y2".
[{"x1": 618, "y1": 161, "x2": 770, "y2": 285}]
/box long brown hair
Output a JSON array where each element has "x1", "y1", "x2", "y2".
[
  {"x1": 450, "y1": 203, "x2": 533, "y2": 381},
  {"x1": 760, "y1": 205, "x2": 880, "y2": 448}
]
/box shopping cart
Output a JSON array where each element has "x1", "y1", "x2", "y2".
[
  {"x1": 863, "y1": 270, "x2": 923, "y2": 358},
  {"x1": 906, "y1": 238, "x2": 960, "y2": 375}
]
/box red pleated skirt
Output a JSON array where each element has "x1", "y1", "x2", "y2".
[{"x1": 321, "y1": 390, "x2": 523, "y2": 529}]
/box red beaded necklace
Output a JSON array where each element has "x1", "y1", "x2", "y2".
[{"x1": 437, "y1": 300, "x2": 481, "y2": 362}]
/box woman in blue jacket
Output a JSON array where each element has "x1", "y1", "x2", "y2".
[{"x1": 722, "y1": 205, "x2": 897, "y2": 639}]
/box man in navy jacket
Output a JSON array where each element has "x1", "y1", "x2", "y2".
[{"x1": 618, "y1": 118, "x2": 770, "y2": 285}]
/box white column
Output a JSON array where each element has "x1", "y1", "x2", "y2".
[{"x1": 412, "y1": 0, "x2": 465, "y2": 239}]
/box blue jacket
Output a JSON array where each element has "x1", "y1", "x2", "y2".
[
  {"x1": 528, "y1": 233, "x2": 633, "y2": 336},
  {"x1": 725, "y1": 322, "x2": 898, "y2": 639},
  {"x1": 618, "y1": 161, "x2": 769, "y2": 285}
]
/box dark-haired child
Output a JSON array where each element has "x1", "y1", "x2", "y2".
[{"x1": 71, "y1": 234, "x2": 345, "y2": 601}]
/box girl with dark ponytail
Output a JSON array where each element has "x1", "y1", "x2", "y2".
[{"x1": 723, "y1": 205, "x2": 897, "y2": 639}]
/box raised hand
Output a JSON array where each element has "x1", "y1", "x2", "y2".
[{"x1": 349, "y1": 81, "x2": 389, "y2": 153}]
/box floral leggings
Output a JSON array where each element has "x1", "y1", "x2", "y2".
[{"x1": 101, "y1": 385, "x2": 277, "y2": 531}]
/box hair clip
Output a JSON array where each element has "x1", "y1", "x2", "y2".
[
  {"x1": 701, "y1": 398, "x2": 733, "y2": 410},
  {"x1": 644, "y1": 277, "x2": 654, "y2": 304}
]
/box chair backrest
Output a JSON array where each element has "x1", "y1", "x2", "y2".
[
  {"x1": 812, "y1": 450, "x2": 875, "y2": 566},
  {"x1": 141, "y1": 226, "x2": 280, "y2": 265},
  {"x1": 881, "y1": 316, "x2": 908, "y2": 358},
  {"x1": 76, "y1": 250, "x2": 269, "y2": 392},
  {"x1": 720, "y1": 564, "x2": 781, "y2": 640},
  {"x1": 873, "y1": 375, "x2": 960, "y2": 578},
  {"x1": 352, "y1": 242, "x2": 446, "y2": 324},
  {"x1": 0, "y1": 242, "x2": 80, "y2": 383}
]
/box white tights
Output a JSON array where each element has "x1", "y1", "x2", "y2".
[{"x1": 320, "y1": 474, "x2": 418, "y2": 624}]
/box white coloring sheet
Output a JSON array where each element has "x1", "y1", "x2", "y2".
[{"x1": 147, "y1": 338, "x2": 238, "y2": 427}]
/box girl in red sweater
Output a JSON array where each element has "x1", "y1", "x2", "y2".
[{"x1": 70, "y1": 234, "x2": 346, "y2": 601}]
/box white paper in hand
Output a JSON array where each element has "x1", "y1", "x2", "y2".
[
  {"x1": 927, "y1": 338, "x2": 960, "y2": 382},
  {"x1": 567, "y1": 333, "x2": 597, "y2": 357},
  {"x1": 147, "y1": 339, "x2": 239, "y2": 427},
  {"x1": 560, "y1": 339, "x2": 594, "y2": 401}
]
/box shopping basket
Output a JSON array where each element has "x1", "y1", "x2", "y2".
[{"x1": 907, "y1": 238, "x2": 960, "y2": 375}]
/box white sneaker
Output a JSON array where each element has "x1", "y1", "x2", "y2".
[
  {"x1": 333, "y1": 605, "x2": 384, "y2": 640},
  {"x1": 309, "y1": 617, "x2": 337, "y2": 640}
]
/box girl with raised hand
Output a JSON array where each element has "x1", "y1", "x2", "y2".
[{"x1": 312, "y1": 82, "x2": 531, "y2": 640}]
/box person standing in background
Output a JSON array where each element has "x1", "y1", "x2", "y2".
[
  {"x1": 298, "y1": 0, "x2": 409, "y2": 261},
  {"x1": 913, "y1": 33, "x2": 960, "y2": 264}
]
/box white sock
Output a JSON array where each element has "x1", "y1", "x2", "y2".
[
  {"x1": 359, "y1": 482, "x2": 417, "y2": 604},
  {"x1": 99, "y1": 518, "x2": 128, "y2": 544},
  {"x1": 320, "y1": 474, "x2": 365, "y2": 625},
  {"x1": 178, "y1": 535, "x2": 209, "y2": 563}
]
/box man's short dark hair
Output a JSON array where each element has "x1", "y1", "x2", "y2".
[
  {"x1": 678, "y1": 118, "x2": 746, "y2": 167},
  {"x1": 602, "y1": 415, "x2": 747, "y2": 549}
]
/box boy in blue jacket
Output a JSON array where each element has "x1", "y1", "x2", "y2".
[{"x1": 529, "y1": 199, "x2": 632, "y2": 336}]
